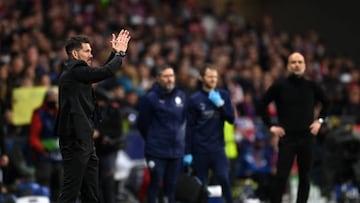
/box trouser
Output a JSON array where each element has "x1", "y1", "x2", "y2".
[
  {"x1": 145, "y1": 155, "x2": 181, "y2": 203},
  {"x1": 98, "y1": 151, "x2": 117, "y2": 203},
  {"x1": 58, "y1": 138, "x2": 99, "y2": 203},
  {"x1": 193, "y1": 150, "x2": 233, "y2": 203},
  {"x1": 271, "y1": 132, "x2": 315, "y2": 203}
]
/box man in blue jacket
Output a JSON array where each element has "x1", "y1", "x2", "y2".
[
  {"x1": 137, "y1": 65, "x2": 186, "y2": 203},
  {"x1": 185, "y1": 64, "x2": 235, "y2": 203}
]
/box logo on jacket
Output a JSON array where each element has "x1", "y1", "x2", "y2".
[
  {"x1": 199, "y1": 102, "x2": 217, "y2": 118},
  {"x1": 200, "y1": 103, "x2": 205, "y2": 111},
  {"x1": 175, "y1": 96, "x2": 183, "y2": 107}
]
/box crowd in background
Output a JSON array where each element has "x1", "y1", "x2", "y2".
[{"x1": 1, "y1": 0, "x2": 360, "y2": 202}]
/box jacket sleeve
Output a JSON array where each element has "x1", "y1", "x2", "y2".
[
  {"x1": 29, "y1": 111, "x2": 45, "y2": 152},
  {"x1": 71, "y1": 54, "x2": 124, "y2": 84},
  {"x1": 219, "y1": 90, "x2": 235, "y2": 124},
  {"x1": 185, "y1": 98, "x2": 196, "y2": 154},
  {"x1": 258, "y1": 82, "x2": 280, "y2": 128},
  {"x1": 137, "y1": 95, "x2": 153, "y2": 138}
]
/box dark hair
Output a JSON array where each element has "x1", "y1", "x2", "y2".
[
  {"x1": 65, "y1": 35, "x2": 91, "y2": 56},
  {"x1": 154, "y1": 64, "x2": 173, "y2": 76},
  {"x1": 43, "y1": 87, "x2": 58, "y2": 103},
  {"x1": 199, "y1": 63, "x2": 217, "y2": 77}
]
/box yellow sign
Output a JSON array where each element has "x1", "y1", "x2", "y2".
[{"x1": 12, "y1": 86, "x2": 48, "y2": 125}]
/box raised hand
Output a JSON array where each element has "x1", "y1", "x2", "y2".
[{"x1": 111, "y1": 29, "x2": 131, "y2": 53}]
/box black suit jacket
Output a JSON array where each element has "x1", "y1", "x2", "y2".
[{"x1": 56, "y1": 53, "x2": 123, "y2": 144}]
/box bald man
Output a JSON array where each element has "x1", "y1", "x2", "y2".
[{"x1": 259, "y1": 52, "x2": 330, "y2": 203}]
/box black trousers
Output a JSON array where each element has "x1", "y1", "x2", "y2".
[
  {"x1": 271, "y1": 132, "x2": 315, "y2": 203},
  {"x1": 193, "y1": 150, "x2": 233, "y2": 203},
  {"x1": 58, "y1": 139, "x2": 99, "y2": 203},
  {"x1": 145, "y1": 155, "x2": 182, "y2": 203}
]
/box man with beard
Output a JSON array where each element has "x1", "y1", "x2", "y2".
[
  {"x1": 137, "y1": 65, "x2": 186, "y2": 203},
  {"x1": 29, "y1": 88, "x2": 62, "y2": 202},
  {"x1": 56, "y1": 29, "x2": 130, "y2": 203},
  {"x1": 184, "y1": 64, "x2": 235, "y2": 203}
]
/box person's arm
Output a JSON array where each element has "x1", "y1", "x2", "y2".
[
  {"x1": 137, "y1": 95, "x2": 153, "y2": 138},
  {"x1": 70, "y1": 56, "x2": 124, "y2": 84},
  {"x1": 29, "y1": 111, "x2": 45, "y2": 153},
  {"x1": 309, "y1": 82, "x2": 331, "y2": 135},
  {"x1": 258, "y1": 83, "x2": 279, "y2": 128},
  {"x1": 70, "y1": 29, "x2": 131, "y2": 84}
]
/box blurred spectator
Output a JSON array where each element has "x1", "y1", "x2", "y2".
[
  {"x1": 342, "y1": 84, "x2": 360, "y2": 123},
  {"x1": 322, "y1": 64, "x2": 346, "y2": 115},
  {"x1": 238, "y1": 90, "x2": 257, "y2": 120},
  {"x1": 29, "y1": 88, "x2": 62, "y2": 203},
  {"x1": 122, "y1": 89, "x2": 140, "y2": 131},
  {"x1": 0, "y1": 74, "x2": 10, "y2": 197},
  {"x1": 94, "y1": 87, "x2": 125, "y2": 203},
  {"x1": 237, "y1": 133, "x2": 274, "y2": 201}
]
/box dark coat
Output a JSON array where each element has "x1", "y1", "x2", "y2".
[
  {"x1": 137, "y1": 83, "x2": 186, "y2": 158},
  {"x1": 185, "y1": 89, "x2": 235, "y2": 154},
  {"x1": 56, "y1": 53, "x2": 123, "y2": 145}
]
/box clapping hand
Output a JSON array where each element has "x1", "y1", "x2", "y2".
[{"x1": 111, "y1": 29, "x2": 131, "y2": 53}]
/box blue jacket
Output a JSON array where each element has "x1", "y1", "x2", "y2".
[
  {"x1": 137, "y1": 83, "x2": 186, "y2": 158},
  {"x1": 186, "y1": 89, "x2": 235, "y2": 154},
  {"x1": 30, "y1": 106, "x2": 61, "y2": 162}
]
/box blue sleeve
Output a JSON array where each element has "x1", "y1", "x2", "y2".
[{"x1": 136, "y1": 95, "x2": 152, "y2": 138}]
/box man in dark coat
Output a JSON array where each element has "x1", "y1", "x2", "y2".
[
  {"x1": 137, "y1": 65, "x2": 187, "y2": 203},
  {"x1": 56, "y1": 30, "x2": 130, "y2": 203},
  {"x1": 259, "y1": 52, "x2": 329, "y2": 203}
]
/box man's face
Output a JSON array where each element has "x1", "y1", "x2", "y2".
[
  {"x1": 158, "y1": 68, "x2": 175, "y2": 92},
  {"x1": 73, "y1": 43, "x2": 93, "y2": 66},
  {"x1": 45, "y1": 91, "x2": 58, "y2": 109},
  {"x1": 287, "y1": 53, "x2": 306, "y2": 76},
  {"x1": 202, "y1": 68, "x2": 218, "y2": 90}
]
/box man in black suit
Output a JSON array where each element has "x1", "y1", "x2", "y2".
[{"x1": 56, "y1": 29, "x2": 130, "y2": 203}]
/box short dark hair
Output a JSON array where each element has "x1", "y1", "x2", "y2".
[
  {"x1": 65, "y1": 35, "x2": 91, "y2": 56},
  {"x1": 155, "y1": 64, "x2": 173, "y2": 76},
  {"x1": 199, "y1": 63, "x2": 217, "y2": 77}
]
